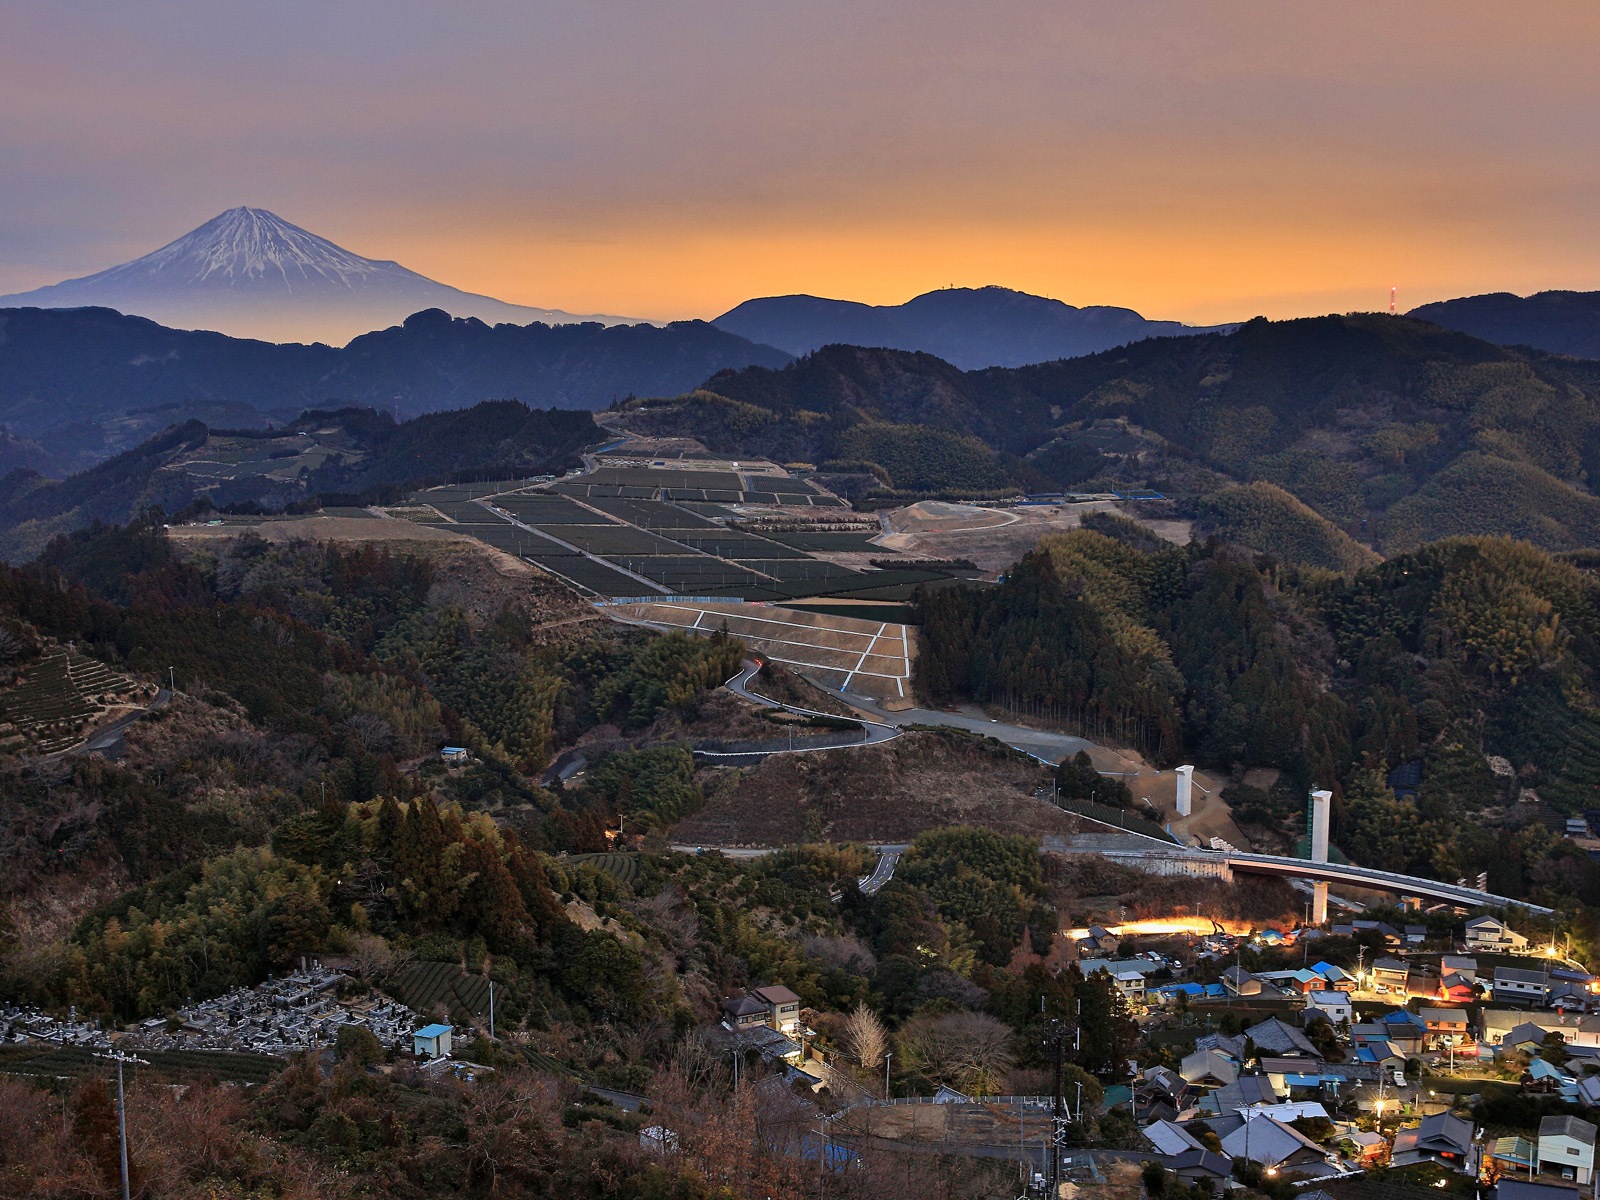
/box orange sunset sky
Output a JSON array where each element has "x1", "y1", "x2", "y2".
[{"x1": 3, "y1": 1, "x2": 1600, "y2": 324}]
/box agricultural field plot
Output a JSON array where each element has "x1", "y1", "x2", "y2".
[
  {"x1": 458, "y1": 524, "x2": 577, "y2": 556},
  {"x1": 555, "y1": 525, "x2": 691, "y2": 556},
  {"x1": 746, "y1": 476, "x2": 819, "y2": 496},
  {"x1": 377, "y1": 505, "x2": 452, "y2": 523},
  {"x1": 582, "y1": 498, "x2": 720, "y2": 530},
  {"x1": 526, "y1": 556, "x2": 655, "y2": 597},
  {"x1": 392, "y1": 961, "x2": 492, "y2": 1024},
  {"x1": 0, "y1": 1044, "x2": 284, "y2": 1084},
  {"x1": 494, "y1": 494, "x2": 618, "y2": 525},
  {"x1": 605, "y1": 600, "x2": 913, "y2": 699},
  {"x1": 169, "y1": 432, "x2": 355, "y2": 483},
  {"x1": 427, "y1": 500, "x2": 513, "y2": 524},
  {"x1": 0, "y1": 650, "x2": 152, "y2": 756},
  {"x1": 604, "y1": 557, "x2": 769, "y2": 592},
  {"x1": 657, "y1": 534, "x2": 809, "y2": 559},
  {"x1": 583, "y1": 466, "x2": 745, "y2": 491},
  {"x1": 736, "y1": 559, "x2": 865, "y2": 583},
  {"x1": 563, "y1": 852, "x2": 642, "y2": 885},
  {"x1": 766, "y1": 531, "x2": 883, "y2": 552}
]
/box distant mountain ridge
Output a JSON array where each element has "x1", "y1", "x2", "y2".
[
  {"x1": 1409, "y1": 290, "x2": 1600, "y2": 359},
  {"x1": 0, "y1": 305, "x2": 792, "y2": 477},
  {"x1": 0, "y1": 207, "x2": 645, "y2": 344},
  {"x1": 713, "y1": 285, "x2": 1233, "y2": 369},
  {"x1": 625, "y1": 313, "x2": 1600, "y2": 557}
]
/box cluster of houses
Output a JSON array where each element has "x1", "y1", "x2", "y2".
[
  {"x1": 1152, "y1": 947, "x2": 1600, "y2": 1024},
  {"x1": 1088, "y1": 910, "x2": 1600, "y2": 1197},
  {"x1": 1122, "y1": 1007, "x2": 1600, "y2": 1195}
]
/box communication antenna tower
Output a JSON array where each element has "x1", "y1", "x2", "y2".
[{"x1": 1389, "y1": 286, "x2": 1397, "y2": 315}]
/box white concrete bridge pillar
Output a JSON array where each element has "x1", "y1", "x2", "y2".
[
  {"x1": 1309, "y1": 788, "x2": 1333, "y2": 925},
  {"x1": 1309, "y1": 789, "x2": 1332, "y2": 864},
  {"x1": 1175, "y1": 765, "x2": 1194, "y2": 817}
]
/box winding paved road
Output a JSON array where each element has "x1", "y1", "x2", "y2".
[
  {"x1": 725, "y1": 662, "x2": 902, "y2": 748},
  {"x1": 728, "y1": 659, "x2": 1090, "y2": 764},
  {"x1": 857, "y1": 849, "x2": 901, "y2": 896},
  {"x1": 724, "y1": 662, "x2": 1548, "y2": 913},
  {"x1": 68, "y1": 688, "x2": 173, "y2": 758}
]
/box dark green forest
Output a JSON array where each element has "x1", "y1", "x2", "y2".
[{"x1": 915, "y1": 528, "x2": 1600, "y2": 906}]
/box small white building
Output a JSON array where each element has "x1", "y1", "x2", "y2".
[
  {"x1": 1467, "y1": 916, "x2": 1529, "y2": 952},
  {"x1": 1304, "y1": 991, "x2": 1353, "y2": 1027},
  {"x1": 1112, "y1": 971, "x2": 1147, "y2": 1004},
  {"x1": 1538, "y1": 1115, "x2": 1597, "y2": 1185}
]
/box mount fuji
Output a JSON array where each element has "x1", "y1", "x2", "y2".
[{"x1": 0, "y1": 207, "x2": 644, "y2": 344}]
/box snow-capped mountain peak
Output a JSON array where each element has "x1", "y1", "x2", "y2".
[
  {"x1": 0, "y1": 207, "x2": 645, "y2": 343},
  {"x1": 69, "y1": 207, "x2": 421, "y2": 295}
]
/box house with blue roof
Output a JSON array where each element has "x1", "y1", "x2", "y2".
[{"x1": 1310, "y1": 962, "x2": 1351, "y2": 988}]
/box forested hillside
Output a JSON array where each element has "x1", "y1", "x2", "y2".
[
  {"x1": 0, "y1": 401, "x2": 600, "y2": 561},
  {"x1": 1197, "y1": 482, "x2": 1380, "y2": 572},
  {"x1": 0, "y1": 304, "x2": 789, "y2": 476},
  {"x1": 0, "y1": 521, "x2": 1164, "y2": 1200},
  {"x1": 915, "y1": 529, "x2": 1600, "y2": 904},
  {"x1": 623, "y1": 315, "x2": 1600, "y2": 557}
]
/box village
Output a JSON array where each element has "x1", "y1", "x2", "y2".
[{"x1": 672, "y1": 908, "x2": 1600, "y2": 1199}]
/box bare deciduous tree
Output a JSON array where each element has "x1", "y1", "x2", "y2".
[
  {"x1": 894, "y1": 1011, "x2": 1015, "y2": 1097},
  {"x1": 842, "y1": 1002, "x2": 888, "y2": 1070},
  {"x1": 348, "y1": 933, "x2": 397, "y2": 982}
]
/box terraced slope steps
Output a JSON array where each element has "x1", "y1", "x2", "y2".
[{"x1": 0, "y1": 649, "x2": 152, "y2": 755}]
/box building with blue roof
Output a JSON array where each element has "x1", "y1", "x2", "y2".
[{"x1": 414, "y1": 1023, "x2": 453, "y2": 1058}]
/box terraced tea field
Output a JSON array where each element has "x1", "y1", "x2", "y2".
[
  {"x1": 0, "y1": 1044, "x2": 283, "y2": 1084},
  {"x1": 0, "y1": 650, "x2": 152, "y2": 756},
  {"x1": 563, "y1": 852, "x2": 642, "y2": 885},
  {"x1": 391, "y1": 961, "x2": 492, "y2": 1024}
]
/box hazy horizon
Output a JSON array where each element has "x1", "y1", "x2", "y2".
[{"x1": 5, "y1": 2, "x2": 1600, "y2": 330}]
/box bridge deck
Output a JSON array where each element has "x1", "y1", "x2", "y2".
[{"x1": 1051, "y1": 825, "x2": 1550, "y2": 914}]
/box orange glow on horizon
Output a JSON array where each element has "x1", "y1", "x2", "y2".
[{"x1": 382, "y1": 211, "x2": 1594, "y2": 329}]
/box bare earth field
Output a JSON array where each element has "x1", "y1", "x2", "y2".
[
  {"x1": 169, "y1": 514, "x2": 469, "y2": 545},
  {"x1": 672, "y1": 730, "x2": 1087, "y2": 846},
  {"x1": 878, "y1": 500, "x2": 1191, "y2": 572},
  {"x1": 607, "y1": 600, "x2": 913, "y2": 699}
]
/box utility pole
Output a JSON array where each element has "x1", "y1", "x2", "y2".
[
  {"x1": 488, "y1": 979, "x2": 495, "y2": 1041},
  {"x1": 884, "y1": 1051, "x2": 892, "y2": 1101},
  {"x1": 94, "y1": 1050, "x2": 148, "y2": 1200},
  {"x1": 1044, "y1": 1017, "x2": 1068, "y2": 1194}
]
